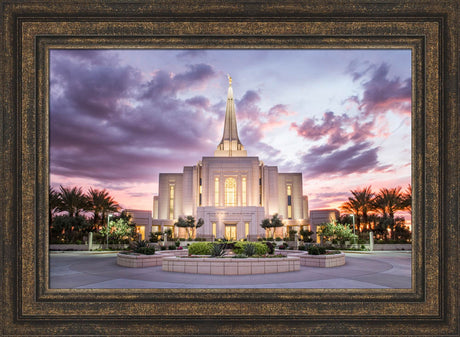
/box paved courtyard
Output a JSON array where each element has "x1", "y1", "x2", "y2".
[{"x1": 50, "y1": 251, "x2": 411, "y2": 289}]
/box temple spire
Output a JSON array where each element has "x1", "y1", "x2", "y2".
[{"x1": 214, "y1": 75, "x2": 247, "y2": 157}]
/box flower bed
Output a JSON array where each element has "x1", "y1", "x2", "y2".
[
  {"x1": 162, "y1": 256, "x2": 300, "y2": 275},
  {"x1": 299, "y1": 252, "x2": 345, "y2": 267}
]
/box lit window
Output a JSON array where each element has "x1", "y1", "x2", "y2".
[
  {"x1": 245, "y1": 222, "x2": 249, "y2": 237},
  {"x1": 242, "y1": 177, "x2": 247, "y2": 206},
  {"x1": 212, "y1": 222, "x2": 216, "y2": 237},
  {"x1": 215, "y1": 177, "x2": 219, "y2": 206},
  {"x1": 225, "y1": 177, "x2": 237, "y2": 206},
  {"x1": 169, "y1": 185, "x2": 175, "y2": 219}
]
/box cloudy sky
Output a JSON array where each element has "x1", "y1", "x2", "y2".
[{"x1": 50, "y1": 49, "x2": 411, "y2": 214}]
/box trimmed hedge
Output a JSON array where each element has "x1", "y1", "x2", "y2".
[
  {"x1": 233, "y1": 242, "x2": 268, "y2": 255},
  {"x1": 188, "y1": 242, "x2": 213, "y2": 255}
]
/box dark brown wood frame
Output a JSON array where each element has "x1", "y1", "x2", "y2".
[{"x1": 1, "y1": 1, "x2": 458, "y2": 336}]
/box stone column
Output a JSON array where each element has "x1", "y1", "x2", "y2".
[{"x1": 369, "y1": 231, "x2": 374, "y2": 251}]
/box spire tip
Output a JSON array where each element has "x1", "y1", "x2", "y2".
[{"x1": 227, "y1": 74, "x2": 232, "y2": 86}]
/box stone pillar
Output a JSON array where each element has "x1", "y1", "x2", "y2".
[
  {"x1": 369, "y1": 231, "x2": 374, "y2": 251},
  {"x1": 88, "y1": 232, "x2": 93, "y2": 251}
]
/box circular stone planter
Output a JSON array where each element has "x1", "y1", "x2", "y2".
[
  {"x1": 117, "y1": 253, "x2": 164, "y2": 268},
  {"x1": 299, "y1": 252, "x2": 345, "y2": 268},
  {"x1": 162, "y1": 256, "x2": 300, "y2": 275},
  {"x1": 117, "y1": 250, "x2": 189, "y2": 268}
]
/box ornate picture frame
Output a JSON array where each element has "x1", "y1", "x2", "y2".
[{"x1": 1, "y1": 1, "x2": 458, "y2": 335}]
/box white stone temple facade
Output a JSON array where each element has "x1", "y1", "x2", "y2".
[{"x1": 152, "y1": 77, "x2": 309, "y2": 240}]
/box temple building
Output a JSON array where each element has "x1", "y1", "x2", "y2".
[{"x1": 152, "y1": 76, "x2": 309, "y2": 240}]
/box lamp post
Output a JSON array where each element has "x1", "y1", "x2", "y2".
[
  {"x1": 107, "y1": 214, "x2": 112, "y2": 250},
  {"x1": 351, "y1": 213, "x2": 356, "y2": 249}
]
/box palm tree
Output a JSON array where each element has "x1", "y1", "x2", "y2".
[
  {"x1": 373, "y1": 186, "x2": 405, "y2": 219},
  {"x1": 401, "y1": 184, "x2": 412, "y2": 213},
  {"x1": 100, "y1": 193, "x2": 119, "y2": 228},
  {"x1": 86, "y1": 188, "x2": 118, "y2": 229},
  {"x1": 49, "y1": 186, "x2": 62, "y2": 224},
  {"x1": 341, "y1": 186, "x2": 375, "y2": 230},
  {"x1": 58, "y1": 185, "x2": 88, "y2": 217}
]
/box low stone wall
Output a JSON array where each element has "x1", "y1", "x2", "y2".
[
  {"x1": 299, "y1": 252, "x2": 345, "y2": 268},
  {"x1": 117, "y1": 250, "x2": 189, "y2": 268},
  {"x1": 156, "y1": 250, "x2": 189, "y2": 257},
  {"x1": 373, "y1": 244, "x2": 411, "y2": 251},
  {"x1": 50, "y1": 244, "x2": 130, "y2": 251},
  {"x1": 117, "y1": 253, "x2": 164, "y2": 268},
  {"x1": 162, "y1": 256, "x2": 300, "y2": 275}
]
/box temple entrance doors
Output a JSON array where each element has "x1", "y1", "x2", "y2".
[{"x1": 225, "y1": 224, "x2": 237, "y2": 241}]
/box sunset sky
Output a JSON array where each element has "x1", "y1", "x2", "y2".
[{"x1": 50, "y1": 49, "x2": 411, "y2": 215}]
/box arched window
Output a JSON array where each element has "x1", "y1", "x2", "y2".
[{"x1": 225, "y1": 177, "x2": 237, "y2": 206}]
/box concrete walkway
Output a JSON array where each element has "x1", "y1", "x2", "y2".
[{"x1": 50, "y1": 251, "x2": 411, "y2": 289}]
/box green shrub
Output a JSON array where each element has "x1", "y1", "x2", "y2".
[
  {"x1": 233, "y1": 242, "x2": 268, "y2": 255},
  {"x1": 132, "y1": 240, "x2": 148, "y2": 250},
  {"x1": 298, "y1": 245, "x2": 306, "y2": 251},
  {"x1": 210, "y1": 243, "x2": 226, "y2": 257},
  {"x1": 275, "y1": 237, "x2": 282, "y2": 241},
  {"x1": 179, "y1": 238, "x2": 185, "y2": 241},
  {"x1": 134, "y1": 244, "x2": 155, "y2": 255},
  {"x1": 188, "y1": 242, "x2": 213, "y2": 255},
  {"x1": 175, "y1": 240, "x2": 180, "y2": 247},
  {"x1": 233, "y1": 254, "x2": 248, "y2": 258},
  {"x1": 264, "y1": 241, "x2": 275, "y2": 254},
  {"x1": 243, "y1": 243, "x2": 256, "y2": 257},
  {"x1": 307, "y1": 245, "x2": 326, "y2": 255},
  {"x1": 278, "y1": 245, "x2": 286, "y2": 250},
  {"x1": 160, "y1": 246, "x2": 166, "y2": 250},
  {"x1": 168, "y1": 244, "x2": 177, "y2": 250},
  {"x1": 257, "y1": 238, "x2": 263, "y2": 241}
]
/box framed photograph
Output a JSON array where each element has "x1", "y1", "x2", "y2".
[
  {"x1": 48, "y1": 48, "x2": 413, "y2": 290},
  {"x1": 1, "y1": 1, "x2": 458, "y2": 336}
]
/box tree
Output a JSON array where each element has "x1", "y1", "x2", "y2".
[
  {"x1": 316, "y1": 221, "x2": 357, "y2": 245},
  {"x1": 51, "y1": 215, "x2": 91, "y2": 243},
  {"x1": 174, "y1": 216, "x2": 204, "y2": 239},
  {"x1": 57, "y1": 185, "x2": 88, "y2": 217},
  {"x1": 373, "y1": 187, "x2": 405, "y2": 219},
  {"x1": 259, "y1": 214, "x2": 284, "y2": 238},
  {"x1": 401, "y1": 184, "x2": 412, "y2": 213},
  {"x1": 49, "y1": 186, "x2": 62, "y2": 225},
  {"x1": 100, "y1": 217, "x2": 135, "y2": 244},
  {"x1": 86, "y1": 188, "x2": 119, "y2": 229},
  {"x1": 341, "y1": 186, "x2": 375, "y2": 230},
  {"x1": 299, "y1": 228, "x2": 314, "y2": 242}
]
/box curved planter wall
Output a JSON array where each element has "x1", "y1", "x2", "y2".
[
  {"x1": 299, "y1": 253, "x2": 345, "y2": 267},
  {"x1": 117, "y1": 253, "x2": 164, "y2": 268},
  {"x1": 162, "y1": 256, "x2": 300, "y2": 275},
  {"x1": 117, "y1": 250, "x2": 188, "y2": 268}
]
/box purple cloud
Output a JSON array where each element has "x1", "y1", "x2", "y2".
[
  {"x1": 349, "y1": 62, "x2": 411, "y2": 116},
  {"x1": 291, "y1": 111, "x2": 374, "y2": 150},
  {"x1": 176, "y1": 50, "x2": 207, "y2": 59},
  {"x1": 50, "y1": 51, "x2": 221, "y2": 183},
  {"x1": 300, "y1": 142, "x2": 390, "y2": 178}
]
